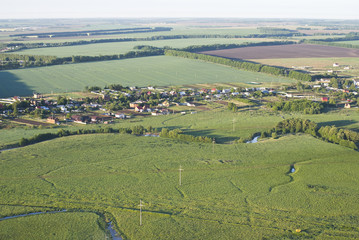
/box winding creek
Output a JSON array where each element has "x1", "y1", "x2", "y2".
[
  {"x1": 246, "y1": 136, "x2": 259, "y2": 143},
  {"x1": 0, "y1": 210, "x2": 122, "y2": 239}
]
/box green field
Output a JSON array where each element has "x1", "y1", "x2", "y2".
[
  {"x1": 334, "y1": 40, "x2": 359, "y2": 45},
  {"x1": 0, "y1": 132, "x2": 358, "y2": 239},
  {"x1": 0, "y1": 211, "x2": 108, "y2": 239},
  {"x1": 0, "y1": 56, "x2": 293, "y2": 97},
  {"x1": 17, "y1": 38, "x2": 270, "y2": 57}
]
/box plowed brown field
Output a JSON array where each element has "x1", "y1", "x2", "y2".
[{"x1": 200, "y1": 44, "x2": 359, "y2": 59}]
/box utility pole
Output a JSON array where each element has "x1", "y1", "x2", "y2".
[
  {"x1": 139, "y1": 200, "x2": 144, "y2": 226},
  {"x1": 212, "y1": 138, "x2": 215, "y2": 154},
  {"x1": 179, "y1": 165, "x2": 183, "y2": 186}
]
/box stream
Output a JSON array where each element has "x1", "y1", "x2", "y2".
[
  {"x1": 0, "y1": 210, "x2": 121, "y2": 239},
  {"x1": 246, "y1": 136, "x2": 259, "y2": 143}
]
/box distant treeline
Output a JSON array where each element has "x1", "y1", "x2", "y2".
[
  {"x1": 10, "y1": 27, "x2": 172, "y2": 38},
  {"x1": 267, "y1": 99, "x2": 324, "y2": 114},
  {"x1": 260, "y1": 118, "x2": 359, "y2": 150},
  {"x1": 302, "y1": 33, "x2": 359, "y2": 49},
  {"x1": 257, "y1": 27, "x2": 303, "y2": 36},
  {"x1": 0, "y1": 49, "x2": 164, "y2": 70},
  {"x1": 6, "y1": 35, "x2": 298, "y2": 52},
  {"x1": 304, "y1": 40, "x2": 359, "y2": 49},
  {"x1": 165, "y1": 49, "x2": 312, "y2": 81},
  {"x1": 178, "y1": 41, "x2": 296, "y2": 52}
]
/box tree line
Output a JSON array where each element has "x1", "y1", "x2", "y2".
[
  {"x1": 18, "y1": 125, "x2": 214, "y2": 148},
  {"x1": 10, "y1": 27, "x2": 172, "y2": 38},
  {"x1": 177, "y1": 41, "x2": 296, "y2": 52},
  {"x1": 266, "y1": 99, "x2": 324, "y2": 114},
  {"x1": 159, "y1": 128, "x2": 213, "y2": 143},
  {"x1": 165, "y1": 49, "x2": 312, "y2": 81},
  {"x1": 19, "y1": 125, "x2": 153, "y2": 147},
  {"x1": 259, "y1": 118, "x2": 358, "y2": 150},
  {"x1": 6, "y1": 36, "x2": 300, "y2": 52},
  {"x1": 302, "y1": 33, "x2": 359, "y2": 49}
]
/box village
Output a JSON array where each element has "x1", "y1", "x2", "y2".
[{"x1": 0, "y1": 78, "x2": 358, "y2": 126}]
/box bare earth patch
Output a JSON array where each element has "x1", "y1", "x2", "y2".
[{"x1": 200, "y1": 44, "x2": 359, "y2": 59}]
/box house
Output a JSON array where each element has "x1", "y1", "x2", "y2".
[
  {"x1": 222, "y1": 89, "x2": 231, "y2": 94},
  {"x1": 333, "y1": 63, "x2": 340, "y2": 67},
  {"x1": 135, "y1": 106, "x2": 147, "y2": 112},
  {"x1": 162, "y1": 100, "x2": 170, "y2": 107},
  {"x1": 33, "y1": 92, "x2": 43, "y2": 99},
  {"x1": 211, "y1": 88, "x2": 218, "y2": 93},
  {"x1": 321, "y1": 97, "x2": 329, "y2": 102},
  {"x1": 130, "y1": 103, "x2": 139, "y2": 108},
  {"x1": 344, "y1": 103, "x2": 351, "y2": 109},
  {"x1": 47, "y1": 116, "x2": 59, "y2": 124}
]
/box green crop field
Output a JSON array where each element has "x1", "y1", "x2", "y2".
[
  {"x1": 17, "y1": 38, "x2": 270, "y2": 57},
  {"x1": 0, "y1": 132, "x2": 358, "y2": 239},
  {"x1": 334, "y1": 40, "x2": 359, "y2": 45},
  {"x1": 0, "y1": 56, "x2": 293, "y2": 97},
  {"x1": 0, "y1": 211, "x2": 108, "y2": 239}
]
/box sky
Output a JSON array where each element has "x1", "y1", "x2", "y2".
[{"x1": 1, "y1": 0, "x2": 358, "y2": 19}]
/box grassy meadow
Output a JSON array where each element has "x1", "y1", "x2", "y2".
[
  {"x1": 1, "y1": 107, "x2": 359, "y2": 148},
  {"x1": 0, "y1": 132, "x2": 358, "y2": 239},
  {"x1": 0, "y1": 211, "x2": 108, "y2": 239},
  {"x1": 0, "y1": 56, "x2": 293, "y2": 97},
  {"x1": 335, "y1": 40, "x2": 359, "y2": 45}
]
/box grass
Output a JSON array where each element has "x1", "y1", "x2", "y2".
[
  {"x1": 0, "y1": 211, "x2": 108, "y2": 239},
  {"x1": 1, "y1": 107, "x2": 359, "y2": 148},
  {"x1": 0, "y1": 55, "x2": 293, "y2": 97},
  {"x1": 16, "y1": 38, "x2": 273, "y2": 57},
  {"x1": 0, "y1": 133, "x2": 358, "y2": 239}
]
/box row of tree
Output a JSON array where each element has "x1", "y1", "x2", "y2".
[
  {"x1": 259, "y1": 118, "x2": 358, "y2": 150},
  {"x1": 178, "y1": 41, "x2": 296, "y2": 52},
  {"x1": 159, "y1": 128, "x2": 213, "y2": 143},
  {"x1": 165, "y1": 50, "x2": 312, "y2": 81},
  {"x1": 266, "y1": 99, "x2": 324, "y2": 114},
  {"x1": 11, "y1": 27, "x2": 172, "y2": 38},
  {"x1": 19, "y1": 125, "x2": 155, "y2": 147},
  {"x1": 6, "y1": 36, "x2": 300, "y2": 52}
]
